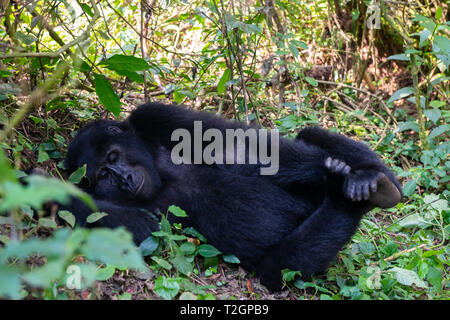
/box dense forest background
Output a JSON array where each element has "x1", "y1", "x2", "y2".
[{"x1": 0, "y1": 0, "x2": 448, "y2": 300}]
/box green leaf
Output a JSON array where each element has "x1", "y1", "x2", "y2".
[
  {"x1": 168, "y1": 205, "x2": 188, "y2": 217},
  {"x1": 38, "y1": 217, "x2": 57, "y2": 229},
  {"x1": 433, "y1": 35, "x2": 450, "y2": 53},
  {"x1": 426, "y1": 267, "x2": 442, "y2": 291},
  {"x1": 179, "y1": 292, "x2": 197, "y2": 300},
  {"x1": 387, "y1": 87, "x2": 414, "y2": 103},
  {"x1": 169, "y1": 234, "x2": 188, "y2": 241},
  {"x1": 179, "y1": 242, "x2": 196, "y2": 255},
  {"x1": 105, "y1": 54, "x2": 151, "y2": 72},
  {"x1": 113, "y1": 69, "x2": 144, "y2": 83},
  {"x1": 0, "y1": 175, "x2": 95, "y2": 212},
  {"x1": 0, "y1": 267, "x2": 22, "y2": 299},
  {"x1": 183, "y1": 227, "x2": 207, "y2": 242},
  {"x1": 95, "y1": 265, "x2": 116, "y2": 281},
  {"x1": 86, "y1": 212, "x2": 108, "y2": 223},
  {"x1": 0, "y1": 69, "x2": 12, "y2": 77},
  {"x1": 397, "y1": 213, "x2": 432, "y2": 229},
  {"x1": 290, "y1": 40, "x2": 309, "y2": 49},
  {"x1": 82, "y1": 228, "x2": 145, "y2": 270},
  {"x1": 418, "y1": 29, "x2": 432, "y2": 48},
  {"x1": 217, "y1": 69, "x2": 231, "y2": 94},
  {"x1": 428, "y1": 124, "x2": 449, "y2": 140},
  {"x1": 402, "y1": 180, "x2": 417, "y2": 197},
  {"x1": 432, "y1": 36, "x2": 450, "y2": 70},
  {"x1": 58, "y1": 210, "x2": 76, "y2": 228},
  {"x1": 388, "y1": 267, "x2": 427, "y2": 288},
  {"x1": 68, "y1": 164, "x2": 87, "y2": 184},
  {"x1": 0, "y1": 150, "x2": 16, "y2": 183},
  {"x1": 304, "y1": 76, "x2": 318, "y2": 87},
  {"x1": 397, "y1": 121, "x2": 419, "y2": 133},
  {"x1": 435, "y1": 6, "x2": 442, "y2": 20},
  {"x1": 37, "y1": 145, "x2": 50, "y2": 163},
  {"x1": 160, "y1": 215, "x2": 172, "y2": 234},
  {"x1": 222, "y1": 253, "x2": 240, "y2": 264},
  {"x1": 198, "y1": 244, "x2": 221, "y2": 258},
  {"x1": 281, "y1": 269, "x2": 301, "y2": 282},
  {"x1": 118, "y1": 292, "x2": 132, "y2": 300},
  {"x1": 139, "y1": 236, "x2": 159, "y2": 256},
  {"x1": 151, "y1": 256, "x2": 172, "y2": 270},
  {"x1": 154, "y1": 276, "x2": 180, "y2": 300},
  {"x1": 151, "y1": 230, "x2": 171, "y2": 238},
  {"x1": 359, "y1": 241, "x2": 375, "y2": 256},
  {"x1": 288, "y1": 42, "x2": 299, "y2": 58},
  {"x1": 387, "y1": 54, "x2": 410, "y2": 61},
  {"x1": 80, "y1": 4, "x2": 93, "y2": 17},
  {"x1": 170, "y1": 252, "x2": 194, "y2": 275},
  {"x1": 93, "y1": 73, "x2": 122, "y2": 118},
  {"x1": 429, "y1": 100, "x2": 446, "y2": 108},
  {"x1": 424, "y1": 109, "x2": 441, "y2": 124},
  {"x1": 23, "y1": 261, "x2": 64, "y2": 287}
]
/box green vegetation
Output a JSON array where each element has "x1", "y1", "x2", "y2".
[{"x1": 0, "y1": 0, "x2": 448, "y2": 300}]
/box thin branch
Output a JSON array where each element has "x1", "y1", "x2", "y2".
[
  {"x1": 383, "y1": 244, "x2": 428, "y2": 263},
  {"x1": 0, "y1": 61, "x2": 71, "y2": 141},
  {"x1": 314, "y1": 79, "x2": 398, "y2": 125},
  {"x1": 0, "y1": 0, "x2": 100, "y2": 59}
]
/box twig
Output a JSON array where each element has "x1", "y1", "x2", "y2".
[
  {"x1": 0, "y1": 61, "x2": 71, "y2": 141},
  {"x1": 0, "y1": 0, "x2": 100, "y2": 59},
  {"x1": 315, "y1": 79, "x2": 398, "y2": 125},
  {"x1": 103, "y1": 0, "x2": 199, "y2": 59},
  {"x1": 383, "y1": 244, "x2": 428, "y2": 263}
]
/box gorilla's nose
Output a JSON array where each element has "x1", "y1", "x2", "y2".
[{"x1": 127, "y1": 174, "x2": 133, "y2": 184}]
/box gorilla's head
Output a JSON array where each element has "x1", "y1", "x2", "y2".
[{"x1": 65, "y1": 120, "x2": 161, "y2": 202}]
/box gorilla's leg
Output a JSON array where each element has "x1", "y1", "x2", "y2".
[
  {"x1": 257, "y1": 196, "x2": 364, "y2": 291},
  {"x1": 257, "y1": 157, "x2": 398, "y2": 291},
  {"x1": 296, "y1": 126, "x2": 403, "y2": 203}
]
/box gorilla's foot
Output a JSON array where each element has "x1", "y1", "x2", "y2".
[
  {"x1": 325, "y1": 157, "x2": 402, "y2": 209},
  {"x1": 368, "y1": 173, "x2": 402, "y2": 208}
]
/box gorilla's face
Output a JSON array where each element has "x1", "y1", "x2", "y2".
[
  {"x1": 65, "y1": 120, "x2": 161, "y2": 202},
  {"x1": 93, "y1": 143, "x2": 159, "y2": 200}
]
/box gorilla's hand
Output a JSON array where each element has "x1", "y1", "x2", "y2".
[{"x1": 324, "y1": 157, "x2": 351, "y2": 175}]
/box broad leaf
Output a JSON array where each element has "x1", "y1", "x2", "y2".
[
  {"x1": 86, "y1": 212, "x2": 108, "y2": 223},
  {"x1": 94, "y1": 73, "x2": 122, "y2": 118},
  {"x1": 139, "y1": 236, "x2": 159, "y2": 256},
  {"x1": 168, "y1": 205, "x2": 188, "y2": 217},
  {"x1": 106, "y1": 54, "x2": 151, "y2": 72},
  {"x1": 217, "y1": 69, "x2": 231, "y2": 94},
  {"x1": 387, "y1": 87, "x2": 414, "y2": 103},
  {"x1": 198, "y1": 244, "x2": 221, "y2": 258},
  {"x1": 68, "y1": 164, "x2": 87, "y2": 184},
  {"x1": 388, "y1": 267, "x2": 427, "y2": 288},
  {"x1": 58, "y1": 210, "x2": 76, "y2": 228},
  {"x1": 154, "y1": 276, "x2": 180, "y2": 300}
]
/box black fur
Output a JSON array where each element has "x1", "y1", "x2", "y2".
[{"x1": 62, "y1": 102, "x2": 402, "y2": 291}]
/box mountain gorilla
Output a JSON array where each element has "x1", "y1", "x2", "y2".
[{"x1": 62, "y1": 102, "x2": 402, "y2": 291}]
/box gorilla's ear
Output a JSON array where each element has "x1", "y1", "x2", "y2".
[{"x1": 106, "y1": 126, "x2": 123, "y2": 135}]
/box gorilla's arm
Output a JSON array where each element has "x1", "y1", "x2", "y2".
[
  {"x1": 129, "y1": 103, "x2": 329, "y2": 186},
  {"x1": 59, "y1": 197, "x2": 159, "y2": 244}
]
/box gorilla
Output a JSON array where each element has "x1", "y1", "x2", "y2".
[{"x1": 62, "y1": 102, "x2": 402, "y2": 291}]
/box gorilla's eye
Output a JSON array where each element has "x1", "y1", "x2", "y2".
[
  {"x1": 107, "y1": 126, "x2": 122, "y2": 135},
  {"x1": 107, "y1": 151, "x2": 119, "y2": 163}
]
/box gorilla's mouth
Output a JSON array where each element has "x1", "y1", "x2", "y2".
[{"x1": 134, "y1": 176, "x2": 146, "y2": 196}]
